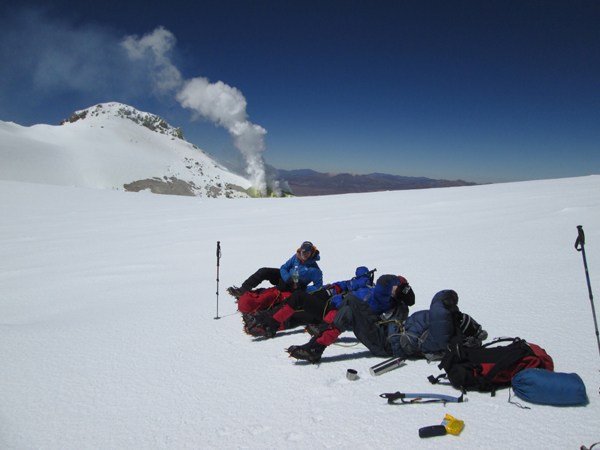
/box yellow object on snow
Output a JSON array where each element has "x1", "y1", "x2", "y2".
[{"x1": 441, "y1": 414, "x2": 464, "y2": 435}]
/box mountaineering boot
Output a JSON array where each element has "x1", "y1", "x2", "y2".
[
  {"x1": 305, "y1": 320, "x2": 330, "y2": 337},
  {"x1": 245, "y1": 311, "x2": 280, "y2": 338},
  {"x1": 286, "y1": 340, "x2": 326, "y2": 364},
  {"x1": 305, "y1": 322, "x2": 320, "y2": 336},
  {"x1": 245, "y1": 304, "x2": 297, "y2": 338},
  {"x1": 246, "y1": 321, "x2": 276, "y2": 338},
  {"x1": 241, "y1": 311, "x2": 259, "y2": 333},
  {"x1": 305, "y1": 308, "x2": 339, "y2": 336},
  {"x1": 288, "y1": 317, "x2": 341, "y2": 363},
  {"x1": 227, "y1": 286, "x2": 244, "y2": 300}
]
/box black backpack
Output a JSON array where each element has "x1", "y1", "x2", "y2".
[{"x1": 428, "y1": 336, "x2": 554, "y2": 396}]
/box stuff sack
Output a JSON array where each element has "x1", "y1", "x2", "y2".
[
  {"x1": 429, "y1": 337, "x2": 554, "y2": 395},
  {"x1": 237, "y1": 287, "x2": 292, "y2": 314},
  {"x1": 512, "y1": 368, "x2": 588, "y2": 406}
]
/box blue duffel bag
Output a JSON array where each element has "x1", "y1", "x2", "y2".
[{"x1": 511, "y1": 368, "x2": 588, "y2": 406}]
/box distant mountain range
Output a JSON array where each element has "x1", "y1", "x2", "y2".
[{"x1": 277, "y1": 169, "x2": 478, "y2": 196}]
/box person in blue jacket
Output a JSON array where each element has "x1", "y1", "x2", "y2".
[
  {"x1": 227, "y1": 241, "x2": 323, "y2": 298},
  {"x1": 245, "y1": 266, "x2": 376, "y2": 337},
  {"x1": 287, "y1": 289, "x2": 487, "y2": 364},
  {"x1": 246, "y1": 272, "x2": 415, "y2": 339},
  {"x1": 331, "y1": 274, "x2": 414, "y2": 315}
]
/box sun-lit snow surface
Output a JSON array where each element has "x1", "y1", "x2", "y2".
[
  {"x1": 0, "y1": 102, "x2": 254, "y2": 198},
  {"x1": 1, "y1": 176, "x2": 599, "y2": 450}
]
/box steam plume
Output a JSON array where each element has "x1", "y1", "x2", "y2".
[{"x1": 122, "y1": 27, "x2": 279, "y2": 196}]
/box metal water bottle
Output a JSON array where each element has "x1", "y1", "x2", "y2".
[{"x1": 370, "y1": 357, "x2": 405, "y2": 376}]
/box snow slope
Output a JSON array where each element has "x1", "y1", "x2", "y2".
[
  {"x1": 0, "y1": 103, "x2": 256, "y2": 198},
  {"x1": 1, "y1": 175, "x2": 599, "y2": 450}
]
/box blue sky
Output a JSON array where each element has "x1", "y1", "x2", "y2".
[{"x1": 0, "y1": 1, "x2": 598, "y2": 184}]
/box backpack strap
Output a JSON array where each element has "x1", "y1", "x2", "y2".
[
  {"x1": 399, "y1": 330, "x2": 429, "y2": 356},
  {"x1": 437, "y1": 335, "x2": 468, "y2": 372},
  {"x1": 428, "y1": 373, "x2": 447, "y2": 385},
  {"x1": 480, "y1": 337, "x2": 521, "y2": 348},
  {"x1": 472, "y1": 339, "x2": 534, "y2": 395}
]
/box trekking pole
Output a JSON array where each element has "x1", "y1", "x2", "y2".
[
  {"x1": 214, "y1": 241, "x2": 221, "y2": 320},
  {"x1": 574, "y1": 226, "x2": 600, "y2": 358}
]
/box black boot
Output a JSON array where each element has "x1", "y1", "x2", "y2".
[
  {"x1": 305, "y1": 320, "x2": 329, "y2": 337},
  {"x1": 286, "y1": 337, "x2": 326, "y2": 364},
  {"x1": 245, "y1": 311, "x2": 280, "y2": 338},
  {"x1": 241, "y1": 311, "x2": 258, "y2": 330},
  {"x1": 227, "y1": 286, "x2": 244, "y2": 300}
]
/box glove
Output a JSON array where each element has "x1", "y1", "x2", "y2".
[{"x1": 464, "y1": 329, "x2": 488, "y2": 348}]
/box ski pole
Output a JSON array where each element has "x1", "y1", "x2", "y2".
[
  {"x1": 575, "y1": 226, "x2": 600, "y2": 358},
  {"x1": 215, "y1": 241, "x2": 221, "y2": 320}
]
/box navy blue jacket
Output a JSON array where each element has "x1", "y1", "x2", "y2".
[{"x1": 388, "y1": 290, "x2": 455, "y2": 358}]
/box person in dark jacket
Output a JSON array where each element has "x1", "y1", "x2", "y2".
[
  {"x1": 246, "y1": 272, "x2": 415, "y2": 339},
  {"x1": 287, "y1": 289, "x2": 487, "y2": 364},
  {"x1": 227, "y1": 241, "x2": 323, "y2": 298}
]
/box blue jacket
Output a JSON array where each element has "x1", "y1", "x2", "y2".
[
  {"x1": 388, "y1": 290, "x2": 455, "y2": 358},
  {"x1": 331, "y1": 274, "x2": 401, "y2": 313},
  {"x1": 327, "y1": 266, "x2": 373, "y2": 295},
  {"x1": 280, "y1": 248, "x2": 322, "y2": 293}
]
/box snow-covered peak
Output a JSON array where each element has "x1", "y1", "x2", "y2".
[
  {"x1": 61, "y1": 102, "x2": 186, "y2": 141},
  {"x1": 0, "y1": 102, "x2": 270, "y2": 198}
]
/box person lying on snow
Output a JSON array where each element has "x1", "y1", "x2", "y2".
[
  {"x1": 227, "y1": 241, "x2": 323, "y2": 299},
  {"x1": 245, "y1": 272, "x2": 415, "y2": 339},
  {"x1": 286, "y1": 289, "x2": 487, "y2": 364},
  {"x1": 243, "y1": 266, "x2": 377, "y2": 336}
]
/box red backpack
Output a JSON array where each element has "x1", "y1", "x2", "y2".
[
  {"x1": 429, "y1": 337, "x2": 554, "y2": 395},
  {"x1": 237, "y1": 287, "x2": 292, "y2": 314}
]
